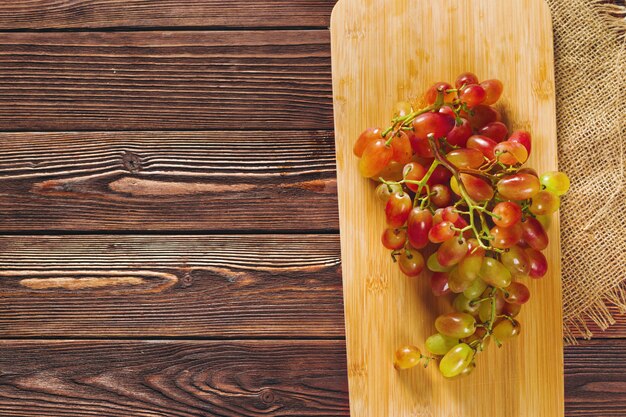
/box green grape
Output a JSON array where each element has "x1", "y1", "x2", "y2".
[
  {"x1": 447, "y1": 266, "x2": 472, "y2": 293},
  {"x1": 425, "y1": 333, "x2": 459, "y2": 356},
  {"x1": 439, "y1": 343, "x2": 475, "y2": 378},
  {"x1": 458, "y1": 361, "x2": 476, "y2": 377},
  {"x1": 501, "y1": 245, "x2": 530, "y2": 277},
  {"x1": 453, "y1": 294, "x2": 481, "y2": 316},
  {"x1": 393, "y1": 345, "x2": 422, "y2": 370},
  {"x1": 435, "y1": 312, "x2": 476, "y2": 338},
  {"x1": 463, "y1": 278, "x2": 488, "y2": 300},
  {"x1": 492, "y1": 319, "x2": 521, "y2": 343},
  {"x1": 540, "y1": 171, "x2": 570, "y2": 196},
  {"x1": 375, "y1": 183, "x2": 403, "y2": 203},
  {"x1": 479, "y1": 257, "x2": 512, "y2": 288},
  {"x1": 530, "y1": 190, "x2": 560, "y2": 215},
  {"x1": 457, "y1": 252, "x2": 484, "y2": 282},
  {"x1": 478, "y1": 293, "x2": 505, "y2": 322},
  {"x1": 427, "y1": 253, "x2": 453, "y2": 272}
]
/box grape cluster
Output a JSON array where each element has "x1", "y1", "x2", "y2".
[{"x1": 353, "y1": 72, "x2": 570, "y2": 379}]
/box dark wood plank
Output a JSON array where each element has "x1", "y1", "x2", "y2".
[
  {"x1": 0, "y1": 1, "x2": 336, "y2": 30},
  {"x1": 565, "y1": 339, "x2": 626, "y2": 417},
  {"x1": 0, "y1": 340, "x2": 349, "y2": 417},
  {"x1": 0, "y1": 235, "x2": 343, "y2": 337},
  {"x1": 0, "y1": 131, "x2": 338, "y2": 231},
  {"x1": 0, "y1": 31, "x2": 332, "y2": 131}
]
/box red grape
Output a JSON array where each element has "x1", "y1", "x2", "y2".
[
  {"x1": 447, "y1": 148, "x2": 484, "y2": 169},
  {"x1": 460, "y1": 173, "x2": 494, "y2": 201},
  {"x1": 501, "y1": 245, "x2": 531, "y2": 277},
  {"x1": 425, "y1": 82, "x2": 455, "y2": 104},
  {"x1": 520, "y1": 217, "x2": 549, "y2": 250},
  {"x1": 403, "y1": 162, "x2": 427, "y2": 193},
  {"x1": 429, "y1": 221, "x2": 455, "y2": 243},
  {"x1": 467, "y1": 135, "x2": 498, "y2": 160},
  {"x1": 354, "y1": 127, "x2": 382, "y2": 157},
  {"x1": 492, "y1": 202, "x2": 523, "y2": 227},
  {"x1": 446, "y1": 118, "x2": 473, "y2": 147},
  {"x1": 412, "y1": 112, "x2": 456, "y2": 141},
  {"x1": 504, "y1": 282, "x2": 531, "y2": 305},
  {"x1": 382, "y1": 228, "x2": 407, "y2": 250},
  {"x1": 437, "y1": 237, "x2": 469, "y2": 267},
  {"x1": 431, "y1": 184, "x2": 452, "y2": 207},
  {"x1": 399, "y1": 248, "x2": 425, "y2": 277},
  {"x1": 480, "y1": 79, "x2": 504, "y2": 105},
  {"x1": 478, "y1": 121, "x2": 509, "y2": 142},
  {"x1": 508, "y1": 130, "x2": 532, "y2": 154},
  {"x1": 497, "y1": 173, "x2": 541, "y2": 200},
  {"x1": 389, "y1": 131, "x2": 413, "y2": 165},
  {"x1": 494, "y1": 141, "x2": 528, "y2": 165},
  {"x1": 431, "y1": 272, "x2": 451, "y2": 296},
  {"x1": 459, "y1": 84, "x2": 486, "y2": 107},
  {"x1": 525, "y1": 248, "x2": 548, "y2": 278},
  {"x1": 455, "y1": 72, "x2": 479, "y2": 89},
  {"x1": 408, "y1": 131, "x2": 434, "y2": 158},
  {"x1": 407, "y1": 208, "x2": 433, "y2": 249},
  {"x1": 359, "y1": 138, "x2": 393, "y2": 178},
  {"x1": 467, "y1": 105, "x2": 501, "y2": 130},
  {"x1": 385, "y1": 192, "x2": 412, "y2": 227},
  {"x1": 427, "y1": 165, "x2": 453, "y2": 187},
  {"x1": 491, "y1": 223, "x2": 523, "y2": 249}
]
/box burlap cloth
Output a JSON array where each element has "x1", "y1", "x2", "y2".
[{"x1": 546, "y1": 0, "x2": 625, "y2": 342}]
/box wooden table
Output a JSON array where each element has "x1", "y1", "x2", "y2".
[{"x1": 0, "y1": 1, "x2": 623, "y2": 416}]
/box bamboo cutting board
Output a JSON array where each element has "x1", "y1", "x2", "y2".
[{"x1": 330, "y1": 0, "x2": 564, "y2": 416}]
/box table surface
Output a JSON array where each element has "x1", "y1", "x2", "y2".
[{"x1": 0, "y1": 1, "x2": 623, "y2": 416}]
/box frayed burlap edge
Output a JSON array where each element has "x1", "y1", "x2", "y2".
[{"x1": 547, "y1": 0, "x2": 626, "y2": 345}]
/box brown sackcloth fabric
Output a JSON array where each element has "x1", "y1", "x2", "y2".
[{"x1": 546, "y1": 0, "x2": 625, "y2": 342}]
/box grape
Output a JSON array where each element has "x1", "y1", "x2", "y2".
[
  {"x1": 428, "y1": 220, "x2": 455, "y2": 243},
  {"x1": 466, "y1": 135, "x2": 498, "y2": 160},
  {"x1": 398, "y1": 248, "x2": 425, "y2": 277},
  {"x1": 460, "y1": 173, "x2": 495, "y2": 201},
  {"x1": 385, "y1": 192, "x2": 412, "y2": 227},
  {"x1": 455, "y1": 72, "x2": 479, "y2": 89},
  {"x1": 381, "y1": 228, "x2": 407, "y2": 250},
  {"x1": 492, "y1": 202, "x2": 523, "y2": 228},
  {"x1": 518, "y1": 167, "x2": 538, "y2": 177},
  {"x1": 426, "y1": 165, "x2": 453, "y2": 187},
  {"x1": 353, "y1": 127, "x2": 382, "y2": 157},
  {"x1": 457, "y1": 252, "x2": 484, "y2": 283},
  {"x1": 536, "y1": 214, "x2": 552, "y2": 230},
  {"x1": 439, "y1": 343, "x2": 475, "y2": 378},
  {"x1": 465, "y1": 326, "x2": 491, "y2": 350},
  {"x1": 393, "y1": 345, "x2": 422, "y2": 370},
  {"x1": 394, "y1": 101, "x2": 412, "y2": 118},
  {"x1": 435, "y1": 313, "x2": 476, "y2": 338},
  {"x1": 408, "y1": 131, "x2": 434, "y2": 158},
  {"x1": 479, "y1": 257, "x2": 512, "y2": 288},
  {"x1": 403, "y1": 162, "x2": 427, "y2": 193},
  {"x1": 425, "y1": 82, "x2": 455, "y2": 104},
  {"x1": 447, "y1": 118, "x2": 473, "y2": 147},
  {"x1": 453, "y1": 294, "x2": 481, "y2": 316},
  {"x1": 441, "y1": 206, "x2": 460, "y2": 223},
  {"x1": 389, "y1": 131, "x2": 413, "y2": 165},
  {"x1": 467, "y1": 105, "x2": 501, "y2": 130},
  {"x1": 407, "y1": 208, "x2": 432, "y2": 249},
  {"x1": 540, "y1": 171, "x2": 570, "y2": 196},
  {"x1": 501, "y1": 245, "x2": 531, "y2": 277},
  {"x1": 525, "y1": 248, "x2": 548, "y2": 278},
  {"x1": 437, "y1": 237, "x2": 468, "y2": 267},
  {"x1": 412, "y1": 112, "x2": 456, "y2": 141},
  {"x1": 359, "y1": 138, "x2": 393, "y2": 178},
  {"x1": 448, "y1": 266, "x2": 472, "y2": 293},
  {"x1": 480, "y1": 79, "x2": 504, "y2": 105},
  {"x1": 504, "y1": 282, "x2": 531, "y2": 305},
  {"x1": 431, "y1": 184, "x2": 452, "y2": 207},
  {"x1": 427, "y1": 253, "x2": 453, "y2": 272},
  {"x1": 497, "y1": 173, "x2": 541, "y2": 200},
  {"x1": 446, "y1": 148, "x2": 484, "y2": 169},
  {"x1": 478, "y1": 121, "x2": 509, "y2": 142},
  {"x1": 375, "y1": 183, "x2": 403, "y2": 203},
  {"x1": 430, "y1": 272, "x2": 451, "y2": 296},
  {"x1": 463, "y1": 278, "x2": 488, "y2": 300},
  {"x1": 530, "y1": 190, "x2": 560, "y2": 215},
  {"x1": 378, "y1": 161, "x2": 404, "y2": 182},
  {"x1": 492, "y1": 319, "x2": 521, "y2": 343},
  {"x1": 460, "y1": 84, "x2": 486, "y2": 107},
  {"x1": 508, "y1": 130, "x2": 532, "y2": 154},
  {"x1": 520, "y1": 217, "x2": 549, "y2": 250},
  {"x1": 425, "y1": 333, "x2": 459, "y2": 355},
  {"x1": 494, "y1": 141, "x2": 529, "y2": 165},
  {"x1": 439, "y1": 105, "x2": 456, "y2": 118},
  {"x1": 466, "y1": 238, "x2": 486, "y2": 257},
  {"x1": 490, "y1": 224, "x2": 523, "y2": 249},
  {"x1": 503, "y1": 302, "x2": 522, "y2": 318},
  {"x1": 478, "y1": 294, "x2": 505, "y2": 322}
]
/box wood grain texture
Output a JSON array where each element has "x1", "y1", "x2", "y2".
[
  {"x1": 331, "y1": 0, "x2": 563, "y2": 416},
  {"x1": 0, "y1": 31, "x2": 333, "y2": 131},
  {"x1": 565, "y1": 339, "x2": 626, "y2": 417},
  {"x1": 0, "y1": 340, "x2": 349, "y2": 417},
  {"x1": 0, "y1": 1, "x2": 336, "y2": 30},
  {"x1": 0, "y1": 235, "x2": 343, "y2": 337},
  {"x1": 0, "y1": 131, "x2": 338, "y2": 231}
]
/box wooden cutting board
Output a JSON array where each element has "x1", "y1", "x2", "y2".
[{"x1": 330, "y1": 0, "x2": 564, "y2": 416}]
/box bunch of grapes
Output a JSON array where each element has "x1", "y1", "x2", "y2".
[{"x1": 353, "y1": 72, "x2": 570, "y2": 378}]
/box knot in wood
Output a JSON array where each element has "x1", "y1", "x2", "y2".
[
  {"x1": 180, "y1": 272, "x2": 194, "y2": 288},
  {"x1": 260, "y1": 389, "x2": 275, "y2": 404},
  {"x1": 122, "y1": 151, "x2": 143, "y2": 173}
]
